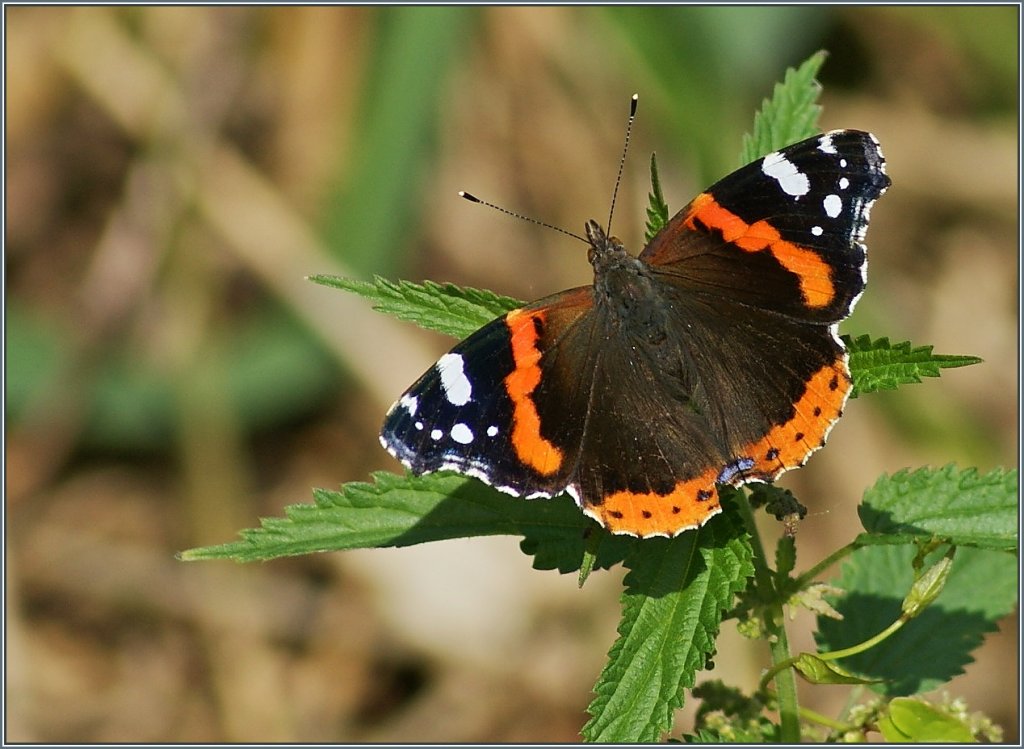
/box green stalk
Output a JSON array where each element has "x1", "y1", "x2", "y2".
[
  {"x1": 791, "y1": 539, "x2": 862, "y2": 591},
  {"x1": 735, "y1": 494, "x2": 801, "y2": 742}
]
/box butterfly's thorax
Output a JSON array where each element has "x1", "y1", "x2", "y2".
[{"x1": 586, "y1": 220, "x2": 668, "y2": 345}]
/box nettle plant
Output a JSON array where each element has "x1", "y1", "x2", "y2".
[{"x1": 183, "y1": 54, "x2": 1017, "y2": 743}]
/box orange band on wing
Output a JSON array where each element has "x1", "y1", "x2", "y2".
[
  {"x1": 745, "y1": 358, "x2": 851, "y2": 477},
  {"x1": 504, "y1": 309, "x2": 563, "y2": 475},
  {"x1": 586, "y1": 360, "x2": 850, "y2": 537},
  {"x1": 584, "y1": 471, "x2": 722, "y2": 538},
  {"x1": 684, "y1": 193, "x2": 836, "y2": 309}
]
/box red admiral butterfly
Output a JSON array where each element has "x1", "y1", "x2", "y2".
[{"x1": 381, "y1": 128, "x2": 889, "y2": 537}]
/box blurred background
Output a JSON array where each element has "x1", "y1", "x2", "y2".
[{"x1": 5, "y1": 5, "x2": 1017, "y2": 742}]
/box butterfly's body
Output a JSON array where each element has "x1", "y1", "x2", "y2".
[{"x1": 381, "y1": 130, "x2": 889, "y2": 537}]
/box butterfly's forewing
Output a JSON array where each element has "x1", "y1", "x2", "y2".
[
  {"x1": 638, "y1": 130, "x2": 889, "y2": 481},
  {"x1": 643, "y1": 130, "x2": 888, "y2": 322},
  {"x1": 380, "y1": 287, "x2": 593, "y2": 500}
]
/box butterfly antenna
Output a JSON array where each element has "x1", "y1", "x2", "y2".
[
  {"x1": 606, "y1": 93, "x2": 639, "y2": 235},
  {"x1": 458, "y1": 191, "x2": 587, "y2": 243}
]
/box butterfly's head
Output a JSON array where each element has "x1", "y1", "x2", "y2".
[{"x1": 585, "y1": 220, "x2": 627, "y2": 267}]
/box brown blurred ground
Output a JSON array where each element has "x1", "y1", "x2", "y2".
[{"x1": 5, "y1": 6, "x2": 1018, "y2": 742}]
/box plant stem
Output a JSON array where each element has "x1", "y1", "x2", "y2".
[
  {"x1": 819, "y1": 616, "x2": 906, "y2": 661},
  {"x1": 735, "y1": 493, "x2": 801, "y2": 742},
  {"x1": 798, "y1": 704, "x2": 855, "y2": 733},
  {"x1": 762, "y1": 689, "x2": 856, "y2": 733},
  {"x1": 792, "y1": 539, "x2": 861, "y2": 590},
  {"x1": 758, "y1": 653, "x2": 796, "y2": 695},
  {"x1": 766, "y1": 606, "x2": 801, "y2": 741}
]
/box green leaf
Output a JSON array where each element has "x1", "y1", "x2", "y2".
[
  {"x1": 576, "y1": 528, "x2": 625, "y2": 588},
  {"x1": 845, "y1": 334, "x2": 983, "y2": 399},
  {"x1": 792, "y1": 653, "x2": 879, "y2": 685},
  {"x1": 901, "y1": 550, "x2": 954, "y2": 618},
  {"x1": 773, "y1": 532, "x2": 803, "y2": 610},
  {"x1": 692, "y1": 679, "x2": 764, "y2": 726},
  {"x1": 739, "y1": 50, "x2": 826, "y2": 165},
  {"x1": 577, "y1": 545, "x2": 598, "y2": 588},
  {"x1": 523, "y1": 522, "x2": 636, "y2": 576},
  {"x1": 858, "y1": 465, "x2": 1018, "y2": 551},
  {"x1": 689, "y1": 680, "x2": 780, "y2": 742},
  {"x1": 310, "y1": 274, "x2": 521, "y2": 339},
  {"x1": 787, "y1": 582, "x2": 844, "y2": 621},
  {"x1": 180, "y1": 471, "x2": 632, "y2": 575},
  {"x1": 645, "y1": 152, "x2": 670, "y2": 242},
  {"x1": 685, "y1": 720, "x2": 779, "y2": 744},
  {"x1": 774, "y1": 535, "x2": 796, "y2": 584},
  {"x1": 878, "y1": 697, "x2": 976, "y2": 743},
  {"x1": 815, "y1": 544, "x2": 1017, "y2": 696},
  {"x1": 582, "y1": 493, "x2": 753, "y2": 742}
]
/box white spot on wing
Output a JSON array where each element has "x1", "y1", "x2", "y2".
[
  {"x1": 811, "y1": 226, "x2": 824, "y2": 237},
  {"x1": 430, "y1": 428, "x2": 443, "y2": 441},
  {"x1": 761, "y1": 151, "x2": 810, "y2": 197},
  {"x1": 817, "y1": 133, "x2": 837, "y2": 154},
  {"x1": 414, "y1": 421, "x2": 424, "y2": 430},
  {"x1": 839, "y1": 177, "x2": 850, "y2": 190},
  {"x1": 486, "y1": 425, "x2": 499, "y2": 437},
  {"x1": 436, "y1": 353, "x2": 473, "y2": 406},
  {"x1": 399, "y1": 394, "x2": 418, "y2": 416},
  {"x1": 823, "y1": 194, "x2": 843, "y2": 218},
  {"x1": 450, "y1": 423, "x2": 474, "y2": 444}
]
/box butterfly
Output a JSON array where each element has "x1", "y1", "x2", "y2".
[{"x1": 380, "y1": 129, "x2": 889, "y2": 537}]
